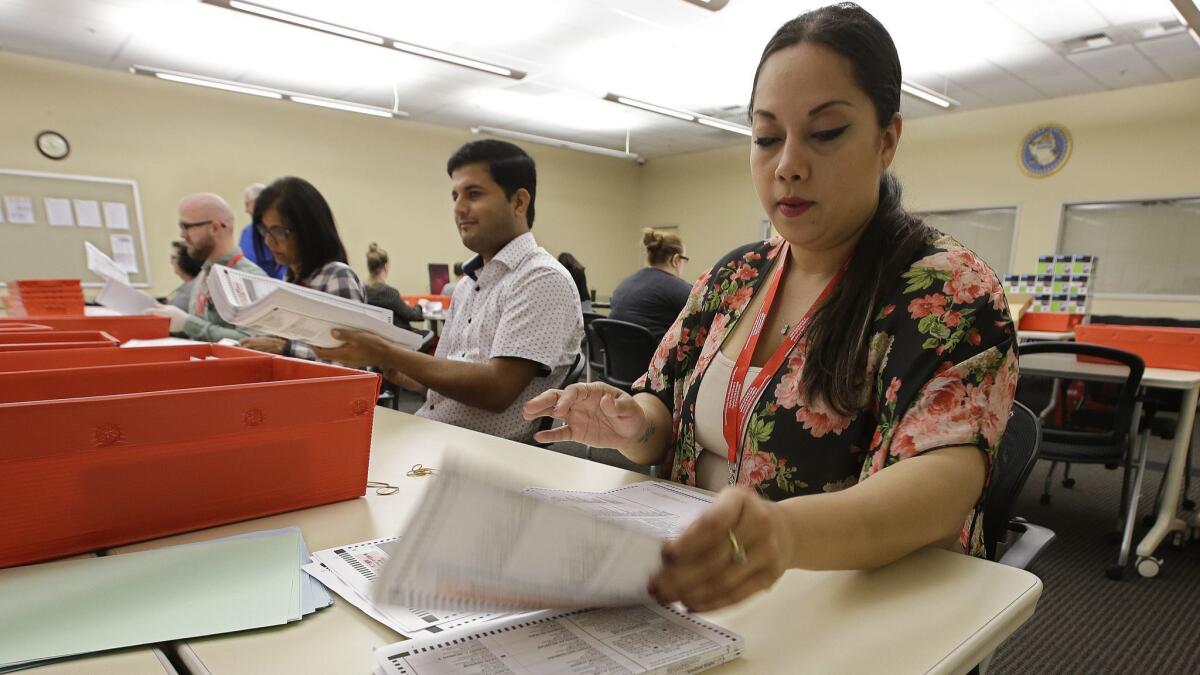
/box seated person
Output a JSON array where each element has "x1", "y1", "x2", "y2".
[
  {"x1": 147, "y1": 193, "x2": 266, "y2": 340},
  {"x1": 239, "y1": 176, "x2": 366, "y2": 361},
  {"x1": 166, "y1": 240, "x2": 202, "y2": 312},
  {"x1": 441, "y1": 261, "x2": 465, "y2": 298},
  {"x1": 313, "y1": 140, "x2": 583, "y2": 443},
  {"x1": 523, "y1": 3, "x2": 1017, "y2": 614},
  {"x1": 365, "y1": 242, "x2": 425, "y2": 331},
  {"x1": 237, "y1": 182, "x2": 287, "y2": 279},
  {"x1": 609, "y1": 229, "x2": 692, "y2": 340},
  {"x1": 558, "y1": 252, "x2": 592, "y2": 312}
]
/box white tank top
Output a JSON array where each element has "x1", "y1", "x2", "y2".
[{"x1": 693, "y1": 350, "x2": 762, "y2": 492}]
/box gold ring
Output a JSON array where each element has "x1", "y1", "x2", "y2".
[{"x1": 728, "y1": 530, "x2": 747, "y2": 565}]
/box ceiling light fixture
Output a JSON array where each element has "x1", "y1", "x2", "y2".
[
  {"x1": 472, "y1": 126, "x2": 643, "y2": 162},
  {"x1": 604, "y1": 93, "x2": 753, "y2": 136},
  {"x1": 202, "y1": 0, "x2": 525, "y2": 80},
  {"x1": 900, "y1": 81, "x2": 959, "y2": 109},
  {"x1": 680, "y1": 0, "x2": 731, "y2": 11},
  {"x1": 1169, "y1": 0, "x2": 1200, "y2": 47},
  {"x1": 130, "y1": 66, "x2": 407, "y2": 118}
]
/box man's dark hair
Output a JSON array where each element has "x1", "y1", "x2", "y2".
[
  {"x1": 446, "y1": 140, "x2": 537, "y2": 227},
  {"x1": 254, "y1": 176, "x2": 349, "y2": 283}
]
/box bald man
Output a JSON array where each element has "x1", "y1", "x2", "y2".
[
  {"x1": 237, "y1": 182, "x2": 286, "y2": 279},
  {"x1": 146, "y1": 193, "x2": 266, "y2": 341}
]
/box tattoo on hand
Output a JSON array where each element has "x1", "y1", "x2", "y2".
[{"x1": 638, "y1": 422, "x2": 656, "y2": 444}]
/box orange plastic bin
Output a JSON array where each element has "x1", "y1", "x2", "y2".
[
  {"x1": 0, "y1": 331, "x2": 119, "y2": 352},
  {"x1": 0, "y1": 315, "x2": 170, "y2": 342},
  {"x1": 0, "y1": 354, "x2": 381, "y2": 568},
  {"x1": 0, "y1": 344, "x2": 265, "y2": 373},
  {"x1": 1074, "y1": 324, "x2": 1200, "y2": 371}
]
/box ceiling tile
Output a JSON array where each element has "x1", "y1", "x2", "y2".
[
  {"x1": 987, "y1": 0, "x2": 1110, "y2": 41},
  {"x1": 1135, "y1": 32, "x2": 1200, "y2": 81},
  {"x1": 1067, "y1": 43, "x2": 1170, "y2": 88}
]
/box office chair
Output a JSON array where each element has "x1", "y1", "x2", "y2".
[
  {"x1": 582, "y1": 311, "x2": 606, "y2": 382},
  {"x1": 531, "y1": 352, "x2": 586, "y2": 449},
  {"x1": 1020, "y1": 341, "x2": 1149, "y2": 579},
  {"x1": 589, "y1": 318, "x2": 656, "y2": 393},
  {"x1": 982, "y1": 401, "x2": 1056, "y2": 569}
]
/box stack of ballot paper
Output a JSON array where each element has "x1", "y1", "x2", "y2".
[
  {"x1": 206, "y1": 264, "x2": 426, "y2": 350},
  {"x1": 84, "y1": 242, "x2": 158, "y2": 315},
  {"x1": 354, "y1": 460, "x2": 743, "y2": 674},
  {"x1": 0, "y1": 527, "x2": 330, "y2": 672}
]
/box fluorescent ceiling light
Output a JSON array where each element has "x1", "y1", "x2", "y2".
[
  {"x1": 202, "y1": 0, "x2": 524, "y2": 80},
  {"x1": 130, "y1": 65, "x2": 406, "y2": 119},
  {"x1": 134, "y1": 68, "x2": 282, "y2": 99},
  {"x1": 605, "y1": 94, "x2": 695, "y2": 121},
  {"x1": 472, "y1": 126, "x2": 642, "y2": 162},
  {"x1": 900, "y1": 81, "x2": 959, "y2": 109},
  {"x1": 696, "y1": 116, "x2": 751, "y2": 136},
  {"x1": 223, "y1": 0, "x2": 384, "y2": 44},
  {"x1": 289, "y1": 96, "x2": 396, "y2": 118},
  {"x1": 680, "y1": 0, "x2": 730, "y2": 10}
]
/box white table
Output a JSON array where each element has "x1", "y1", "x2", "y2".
[
  {"x1": 1019, "y1": 352, "x2": 1200, "y2": 577},
  {"x1": 27, "y1": 648, "x2": 175, "y2": 675},
  {"x1": 112, "y1": 409, "x2": 1041, "y2": 675},
  {"x1": 1018, "y1": 330, "x2": 1075, "y2": 342}
]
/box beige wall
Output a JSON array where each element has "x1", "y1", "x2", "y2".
[
  {"x1": 0, "y1": 51, "x2": 640, "y2": 299},
  {"x1": 636, "y1": 77, "x2": 1200, "y2": 319}
]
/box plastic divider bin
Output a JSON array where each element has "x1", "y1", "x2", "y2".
[
  {"x1": 0, "y1": 344, "x2": 267, "y2": 373},
  {"x1": 0, "y1": 355, "x2": 381, "y2": 568},
  {"x1": 0, "y1": 331, "x2": 120, "y2": 352},
  {"x1": 1019, "y1": 313, "x2": 1083, "y2": 332},
  {"x1": 5, "y1": 279, "x2": 85, "y2": 316},
  {"x1": 1074, "y1": 324, "x2": 1200, "y2": 371},
  {"x1": 0, "y1": 315, "x2": 170, "y2": 342}
]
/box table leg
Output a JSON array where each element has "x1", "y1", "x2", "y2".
[{"x1": 1135, "y1": 384, "x2": 1200, "y2": 576}]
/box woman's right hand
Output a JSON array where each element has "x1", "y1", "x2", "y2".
[{"x1": 522, "y1": 382, "x2": 648, "y2": 449}]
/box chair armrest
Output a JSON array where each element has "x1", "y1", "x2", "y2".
[{"x1": 998, "y1": 519, "x2": 1056, "y2": 570}]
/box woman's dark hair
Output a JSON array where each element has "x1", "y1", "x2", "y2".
[
  {"x1": 446, "y1": 140, "x2": 537, "y2": 227},
  {"x1": 452, "y1": 262, "x2": 464, "y2": 277},
  {"x1": 171, "y1": 240, "x2": 202, "y2": 279},
  {"x1": 254, "y1": 176, "x2": 348, "y2": 283},
  {"x1": 366, "y1": 242, "x2": 388, "y2": 277},
  {"x1": 557, "y1": 252, "x2": 584, "y2": 272},
  {"x1": 752, "y1": 3, "x2": 931, "y2": 416},
  {"x1": 642, "y1": 228, "x2": 684, "y2": 266}
]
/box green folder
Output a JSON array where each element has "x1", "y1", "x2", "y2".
[{"x1": 0, "y1": 529, "x2": 300, "y2": 668}]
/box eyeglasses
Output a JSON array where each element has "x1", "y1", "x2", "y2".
[
  {"x1": 255, "y1": 223, "x2": 294, "y2": 241},
  {"x1": 178, "y1": 219, "x2": 213, "y2": 232}
]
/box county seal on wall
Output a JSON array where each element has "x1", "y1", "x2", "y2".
[{"x1": 1019, "y1": 124, "x2": 1072, "y2": 177}]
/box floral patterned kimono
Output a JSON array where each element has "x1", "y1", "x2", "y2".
[{"x1": 632, "y1": 232, "x2": 1019, "y2": 555}]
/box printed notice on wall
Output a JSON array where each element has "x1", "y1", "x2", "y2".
[
  {"x1": 45, "y1": 198, "x2": 76, "y2": 227},
  {"x1": 3, "y1": 196, "x2": 35, "y2": 224},
  {"x1": 109, "y1": 234, "x2": 139, "y2": 274},
  {"x1": 74, "y1": 199, "x2": 103, "y2": 228},
  {"x1": 103, "y1": 201, "x2": 130, "y2": 230}
]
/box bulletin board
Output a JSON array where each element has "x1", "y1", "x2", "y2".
[{"x1": 0, "y1": 168, "x2": 152, "y2": 288}]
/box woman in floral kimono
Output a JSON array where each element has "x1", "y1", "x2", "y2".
[{"x1": 525, "y1": 2, "x2": 1017, "y2": 613}]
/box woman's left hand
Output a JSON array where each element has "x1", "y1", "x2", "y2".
[
  {"x1": 240, "y1": 336, "x2": 288, "y2": 355},
  {"x1": 649, "y1": 486, "x2": 795, "y2": 613}
]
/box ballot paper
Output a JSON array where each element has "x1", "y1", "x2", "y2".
[
  {"x1": 84, "y1": 241, "x2": 156, "y2": 315},
  {"x1": 372, "y1": 460, "x2": 710, "y2": 614},
  {"x1": 306, "y1": 538, "x2": 510, "y2": 638},
  {"x1": 0, "y1": 529, "x2": 303, "y2": 669},
  {"x1": 206, "y1": 264, "x2": 424, "y2": 350},
  {"x1": 522, "y1": 481, "x2": 713, "y2": 540},
  {"x1": 374, "y1": 604, "x2": 743, "y2": 675}
]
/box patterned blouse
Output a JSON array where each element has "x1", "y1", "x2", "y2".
[{"x1": 632, "y1": 232, "x2": 1018, "y2": 555}]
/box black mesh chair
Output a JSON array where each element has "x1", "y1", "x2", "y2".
[
  {"x1": 582, "y1": 311, "x2": 606, "y2": 382},
  {"x1": 1020, "y1": 341, "x2": 1149, "y2": 579},
  {"x1": 531, "y1": 352, "x2": 586, "y2": 448},
  {"x1": 589, "y1": 319, "x2": 657, "y2": 393},
  {"x1": 982, "y1": 401, "x2": 1055, "y2": 569}
]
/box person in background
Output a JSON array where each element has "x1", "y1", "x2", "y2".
[
  {"x1": 609, "y1": 229, "x2": 692, "y2": 341},
  {"x1": 166, "y1": 240, "x2": 202, "y2": 312},
  {"x1": 239, "y1": 176, "x2": 365, "y2": 361},
  {"x1": 146, "y1": 193, "x2": 266, "y2": 340},
  {"x1": 237, "y1": 182, "x2": 287, "y2": 279},
  {"x1": 558, "y1": 252, "x2": 592, "y2": 312},
  {"x1": 311, "y1": 140, "x2": 583, "y2": 443},
  {"x1": 365, "y1": 242, "x2": 425, "y2": 331},
  {"x1": 525, "y1": 2, "x2": 1016, "y2": 613},
  {"x1": 440, "y1": 261, "x2": 465, "y2": 298}
]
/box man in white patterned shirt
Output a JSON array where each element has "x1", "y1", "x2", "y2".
[{"x1": 316, "y1": 141, "x2": 582, "y2": 442}]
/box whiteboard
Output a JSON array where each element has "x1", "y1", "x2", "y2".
[{"x1": 0, "y1": 168, "x2": 152, "y2": 288}]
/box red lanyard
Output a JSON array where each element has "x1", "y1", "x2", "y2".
[
  {"x1": 721, "y1": 243, "x2": 845, "y2": 463},
  {"x1": 195, "y1": 253, "x2": 245, "y2": 314}
]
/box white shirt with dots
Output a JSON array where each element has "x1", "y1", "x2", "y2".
[{"x1": 416, "y1": 232, "x2": 583, "y2": 442}]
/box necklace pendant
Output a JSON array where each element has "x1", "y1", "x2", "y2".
[{"x1": 781, "y1": 323, "x2": 790, "y2": 335}]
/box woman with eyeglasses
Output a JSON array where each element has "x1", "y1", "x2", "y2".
[
  {"x1": 607, "y1": 228, "x2": 693, "y2": 341},
  {"x1": 239, "y1": 176, "x2": 366, "y2": 361}
]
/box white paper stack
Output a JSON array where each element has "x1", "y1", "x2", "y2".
[{"x1": 84, "y1": 241, "x2": 157, "y2": 315}]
